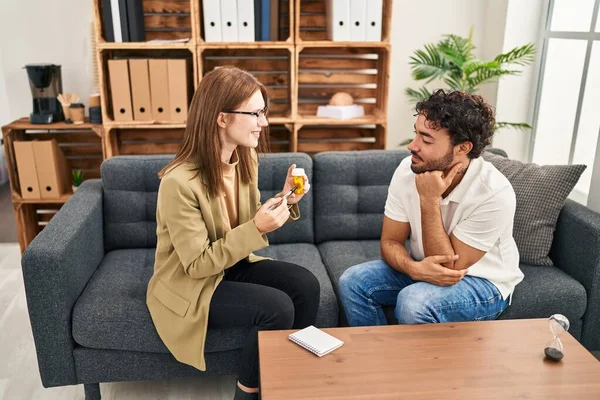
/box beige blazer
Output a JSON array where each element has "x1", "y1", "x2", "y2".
[{"x1": 146, "y1": 155, "x2": 299, "y2": 371}]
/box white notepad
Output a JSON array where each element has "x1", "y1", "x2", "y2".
[{"x1": 288, "y1": 326, "x2": 344, "y2": 357}]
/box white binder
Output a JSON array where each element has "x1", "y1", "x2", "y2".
[
  {"x1": 110, "y1": 0, "x2": 122, "y2": 42},
  {"x1": 220, "y1": 0, "x2": 239, "y2": 42},
  {"x1": 326, "y1": 0, "x2": 350, "y2": 41},
  {"x1": 349, "y1": 0, "x2": 366, "y2": 41},
  {"x1": 203, "y1": 0, "x2": 222, "y2": 42},
  {"x1": 237, "y1": 0, "x2": 255, "y2": 42},
  {"x1": 365, "y1": 0, "x2": 382, "y2": 41}
]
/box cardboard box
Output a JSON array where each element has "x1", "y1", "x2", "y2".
[
  {"x1": 167, "y1": 59, "x2": 190, "y2": 122},
  {"x1": 149, "y1": 59, "x2": 171, "y2": 122},
  {"x1": 316, "y1": 105, "x2": 365, "y2": 120},
  {"x1": 108, "y1": 59, "x2": 134, "y2": 121},
  {"x1": 129, "y1": 59, "x2": 153, "y2": 121},
  {"x1": 32, "y1": 139, "x2": 71, "y2": 199},
  {"x1": 13, "y1": 141, "x2": 41, "y2": 199}
]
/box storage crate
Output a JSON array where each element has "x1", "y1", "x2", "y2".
[
  {"x1": 98, "y1": 47, "x2": 197, "y2": 125},
  {"x1": 296, "y1": 0, "x2": 392, "y2": 43},
  {"x1": 296, "y1": 46, "x2": 389, "y2": 120},
  {"x1": 296, "y1": 123, "x2": 385, "y2": 154},
  {"x1": 200, "y1": 47, "x2": 294, "y2": 121}
]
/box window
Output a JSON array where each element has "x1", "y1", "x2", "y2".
[{"x1": 531, "y1": 0, "x2": 600, "y2": 204}]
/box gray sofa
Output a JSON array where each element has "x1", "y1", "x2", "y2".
[{"x1": 21, "y1": 150, "x2": 600, "y2": 399}]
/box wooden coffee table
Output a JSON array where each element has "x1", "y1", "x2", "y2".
[{"x1": 258, "y1": 319, "x2": 600, "y2": 399}]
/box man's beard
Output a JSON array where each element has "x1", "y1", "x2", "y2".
[{"x1": 410, "y1": 146, "x2": 454, "y2": 174}]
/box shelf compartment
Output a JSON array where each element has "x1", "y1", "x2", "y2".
[
  {"x1": 2, "y1": 124, "x2": 104, "y2": 202},
  {"x1": 295, "y1": 123, "x2": 385, "y2": 154},
  {"x1": 265, "y1": 123, "x2": 294, "y2": 153},
  {"x1": 197, "y1": 0, "x2": 292, "y2": 44},
  {"x1": 93, "y1": 0, "x2": 196, "y2": 44},
  {"x1": 105, "y1": 126, "x2": 185, "y2": 157},
  {"x1": 295, "y1": 0, "x2": 392, "y2": 43},
  {"x1": 296, "y1": 46, "x2": 389, "y2": 120},
  {"x1": 2, "y1": 121, "x2": 104, "y2": 253},
  {"x1": 98, "y1": 47, "x2": 197, "y2": 126},
  {"x1": 200, "y1": 47, "x2": 294, "y2": 120}
]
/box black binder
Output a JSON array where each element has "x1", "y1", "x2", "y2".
[
  {"x1": 126, "y1": 0, "x2": 146, "y2": 42},
  {"x1": 101, "y1": 0, "x2": 115, "y2": 42}
]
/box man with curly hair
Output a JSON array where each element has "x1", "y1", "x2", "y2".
[{"x1": 338, "y1": 89, "x2": 524, "y2": 326}]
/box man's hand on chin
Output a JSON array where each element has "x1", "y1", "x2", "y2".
[{"x1": 415, "y1": 163, "x2": 463, "y2": 202}]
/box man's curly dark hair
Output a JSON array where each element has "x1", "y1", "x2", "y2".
[{"x1": 415, "y1": 89, "x2": 496, "y2": 159}]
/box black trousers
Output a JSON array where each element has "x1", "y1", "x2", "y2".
[{"x1": 208, "y1": 259, "x2": 320, "y2": 388}]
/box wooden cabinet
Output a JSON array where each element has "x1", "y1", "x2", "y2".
[
  {"x1": 1, "y1": 119, "x2": 104, "y2": 252},
  {"x1": 92, "y1": 0, "x2": 392, "y2": 154}
]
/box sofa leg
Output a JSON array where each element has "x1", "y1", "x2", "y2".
[{"x1": 84, "y1": 383, "x2": 101, "y2": 400}]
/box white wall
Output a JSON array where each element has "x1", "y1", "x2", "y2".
[
  {"x1": 0, "y1": 49, "x2": 10, "y2": 126},
  {"x1": 0, "y1": 0, "x2": 95, "y2": 127},
  {"x1": 386, "y1": 0, "x2": 544, "y2": 158},
  {"x1": 0, "y1": 49, "x2": 10, "y2": 184},
  {"x1": 386, "y1": 0, "x2": 488, "y2": 149},
  {"x1": 387, "y1": 0, "x2": 487, "y2": 149},
  {"x1": 492, "y1": 0, "x2": 546, "y2": 161},
  {"x1": 478, "y1": 0, "x2": 509, "y2": 110}
]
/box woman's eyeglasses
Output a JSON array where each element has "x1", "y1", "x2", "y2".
[{"x1": 223, "y1": 107, "x2": 268, "y2": 120}]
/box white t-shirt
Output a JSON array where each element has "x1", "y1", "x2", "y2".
[{"x1": 384, "y1": 156, "x2": 524, "y2": 300}]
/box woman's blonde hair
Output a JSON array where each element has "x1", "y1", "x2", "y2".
[{"x1": 159, "y1": 66, "x2": 270, "y2": 197}]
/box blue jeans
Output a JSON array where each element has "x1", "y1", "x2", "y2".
[{"x1": 338, "y1": 259, "x2": 509, "y2": 326}]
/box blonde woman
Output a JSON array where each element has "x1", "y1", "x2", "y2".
[{"x1": 147, "y1": 67, "x2": 320, "y2": 400}]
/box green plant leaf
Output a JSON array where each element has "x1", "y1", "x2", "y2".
[
  {"x1": 443, "y1": 75, "x2": 464, "y2": 91},
  {"x1": 467, "y1": 68, "x2": 520, "y2": 87},
  {"x1": 405, "y1": 29, "x2": 534, "y2": 135},
  {"x1": 72, "y1": 169, "x2": 83, "y2": 186},
  {"x1": 495, "y1": 122, "x2": 532, "y2": 131},
  {"x1": 494, "y1": 43, "x2": 536, "y2": 66},
  {"x1": 462, "y1": 60, "x2": 500, "y2": 77},
  {"x1": 409, "y1": 44, "x2": 449, "y2": 82},
  {"x1": 438, "y1": 33, "x2": 473, "y2": 68},
  {"x1": 405, "y1": 87, "x2": 432, "y2": 103}
]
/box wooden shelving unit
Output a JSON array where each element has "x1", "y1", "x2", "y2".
[
  {"x1": 92, "y1": 0, "x2": 392, "y2": 154},
  {"x1": 1, "y1": 0, "x2": 392, "y2": 252},
  {"x1": 1, "y1": 119, "x2": 104, "y2": 252}
]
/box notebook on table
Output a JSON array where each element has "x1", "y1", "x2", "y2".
[{"x1": 288, "y1": 325, "x2": 344, "y2": 357}]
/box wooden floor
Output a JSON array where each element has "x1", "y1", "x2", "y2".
[
  {"x1": 0, "y1": 243, "x2": 237, "y2": 400},
  {"x1": 0, "y1": 184, "x2": 17, "y2": 243}
]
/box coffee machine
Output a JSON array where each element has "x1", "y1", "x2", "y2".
[{"x1": 24, "y1": 64, "x2": 64, "y2": 124}]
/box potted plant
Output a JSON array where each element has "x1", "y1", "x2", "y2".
[
  {"x1": 72, "y1": 169, "x2": 83, "y2": 193},
  {"x1": 402, "y1": 27, "x2": 536, "y2": 145}
]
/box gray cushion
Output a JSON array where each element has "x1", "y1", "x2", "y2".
[
  {"x1": 72, "y1": 249, "x2": 249, "y2": 354},
  {"x1": 482, "y1": 151, "x2": 586, "y2": 266},
  {"x1": 318, "y1": 241, "x2": 586, "y2": 325},
  {"x1": 255, "y1": 243, "x2": 338, "y2": 327},
  {"x1": 101, "y1": 156, "x2": 172, "y2": 251},
  {"x1": 258, "y1": 153, "x2": 314, "y2": 244},
  {"x1": 498, "y1": 265, "x2": 587, "y2": 323},
  {"x1": 101, "y1": 154, "x2": 314, "y2": 251},
  {"x1": 317, "y1": 240, "x2": 382, "y2": 287},
  {"x1": 313, "y1": 150, "x2": 410, "y2": 243}
]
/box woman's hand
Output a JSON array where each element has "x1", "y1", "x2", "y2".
[
  {"x1": 282, "y1": 164, "x2": 310, "y2": 205},
  {"x1": 253, "y1": 197, "x2": 291, "y2": 234}
]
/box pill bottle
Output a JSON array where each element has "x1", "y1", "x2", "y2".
[{"x1": 292, "y1": 168, "x2": 305, "y2": 195}]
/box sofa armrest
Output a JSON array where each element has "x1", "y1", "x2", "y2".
[
  {"x1": 21, "y1": 180, "x2": 104, "y2": 387},
  {"x1": 549, "y1": 199, "x2": 600, "y2": 351}
]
